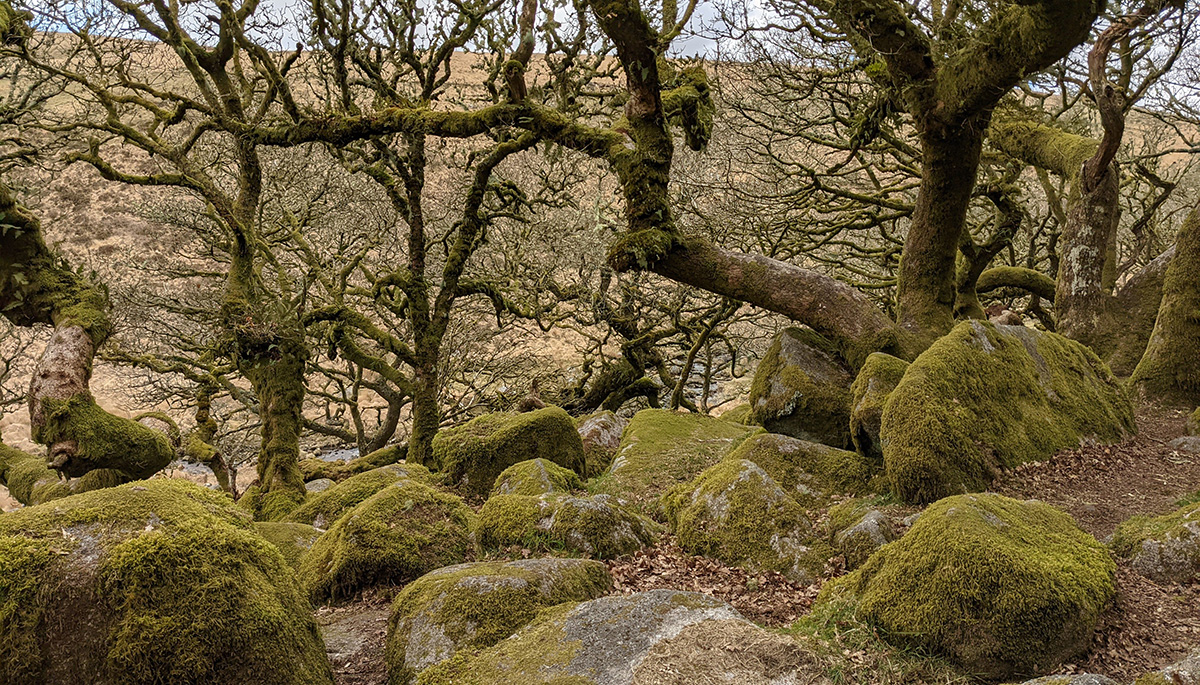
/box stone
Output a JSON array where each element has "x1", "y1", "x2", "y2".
[
  {"x1": 306, "y1": 478, "x2": 335, "y2": 493},
  {"x1": 749, "y1": 327, "x2": 853, "y2": 449},
  {"x1": 385, "y1": 558, "x2": 611, "y2": 683},
  {"x1": 475, "y1": 493, "x2": 656, "y2": 558}
]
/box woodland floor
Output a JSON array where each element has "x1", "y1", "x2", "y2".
[{"x1": 322, "y1": 406, "x2": 1200, "y2": 685}]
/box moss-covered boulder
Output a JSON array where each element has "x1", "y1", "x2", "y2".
[
  {"x1": 1112, "y1": 502, "x2": 1200, "y2": 584},
  {"x1": 253, "y1": 521, "x2": 321, "y2": 570},
  {"x1": 431, "y1": 407, "x2": 586, "y2": 496},
  {"x1": 1017, "y1": 677, "x2": 1118, "y2": 685},
  {"x1": 305, "y1": 477, "x2": 335, "y2": 493},
  {"x1": 849, "y1": 352, "x2": 909, "y2": 467},
  {"x1": 749, "y1": 327, "x2": 853, "y2": 448},
  {"x1": 575, "y1": 410, "x2": 627, "y2": 477},
  {"x1": 724, "y1": 431, "x2": 874, "y2": 502},
  {"x1": 881, "y1": 322, "x2": 1135, "y2": 504},
  {"x1": 662, "y1": 459, "x2": 822, "y2": 582},
  {"x1": 718, "y1": 402, "x2": 755, "y2": 425},
  {"x1": 385, "y1": 558, "x2": 611, "y2": 684},
  {"x1": 475, "y1": 493, "x2": 656, "y2": 558},
  {"x1": 416, "y1": 590, "x2": 748, "y2": 684},
  {"x1": 1132, "y1": 650, "x2": 1200, "y2": 685},
  {"x1": 285, "y1": 463, "x2": 432, "y2": 529},
  {"x1": 831, "y1": 508, "x2": 896, "y2": 570},
  {"x1": 818, "y1": 494, "x2": 1115, "y2": 681},
  {"x1": 0, "y1": 479, "x2": 332, "y2": 685},
  {"x1": 490, "y1": 458, "x2": 581, "y2": 497},
  {"x1": 632, "y1": 618, "x2": 826, "y2": 685},
  {"x1": 596, "y1": 408, "x2": 753, "y2": 509},
  {"x1": 300, "y1": 479, "x2": 476, "y2": 601}
]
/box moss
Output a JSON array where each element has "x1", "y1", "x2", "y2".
[
  {"x1": 415, "y1": 602, "x2": 581, "y2": 685},
  {"x1": 284, "y1": 463, "x2": 432, "y2": 528},
  {"x1": 385, "y1": 559, "x2": 611, "y2": 683},
  {"x1": 1, "y1": 443, "x2": 127, "y2": 505},
  {"x1": 748, "y1": 328, "x2": 853, "y2": 449},
  {"x1": 849, "y1": 353, "x2": 909, "y2": 469},
  {"x1": 33, "y1": 395, "x2": 174, "y2": 480},
  {"x1": 724, "y1": 432, "x2": 875, "y2": 502},
  {"x1": 491, "y1": 458, "x2": 582, "y2": 497},
  {"x1": 431, "y1": 407, "x2": 586, "y2": 496},
  {"x1": 1190, "y1": 407, "x2": 1200, "y2": 436},
  {"x1": 818, "y1": 494, "x2": 1115, "y2": 680},
  {"x1": 475, "y1": 494, "x2": 656, "y2": 558},
  {"x1": 253, "y1": 521, "x2": 321, "y2": 570},
  {"x1": 301, "y1": 445, "x2": 406, "y2": 483},
  {"x1": 593, "y1": 409, "x2": 752, "y2": 512},
  {"x1": 661, "y1": 459, "x2": 823, "y2": 582},
  {"x1": 0, "y1": 479, "x2": 332, "y2": 684},
  {"x1": 881, "y1": 322, "x2": 1135, "y2": 504},
  {"x1": 719, "y1": 403, "x2": 755, "y2": 425},
  {"x1": 299, "y1": 479, "x2": 476, "y2": 602},
  {"x1": 1109, "y1": 502, "x2": 1200, "y2": 578}
]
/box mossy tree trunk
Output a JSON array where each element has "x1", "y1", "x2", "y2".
[
  {"x1": 0, "y1": 184, "x2": 175, "y2": 482},
  {"x1": 1130, "y1": 200, "x2": 1200, "y2": 406}
]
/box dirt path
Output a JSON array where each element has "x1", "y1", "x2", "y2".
[
  {"x1": 317, "y1": 595, "x2": 390, "y2": 685},
  {"x1": 996, "y1": 406, "x2": 1200, "y2": 682}
]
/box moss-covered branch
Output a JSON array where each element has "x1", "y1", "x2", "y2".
[
  {"x1": 975, "y1": 266, "x2": 1057, "y2": 301},
  {"x1": 988, "y1": 118, "x2": 1098, "y2": 180}
]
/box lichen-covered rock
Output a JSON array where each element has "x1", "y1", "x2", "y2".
[
  {"x1": 475, "y1": 493, "x2": 656, "y2": 558},
  {"x1": 1112, "y1": 502, "x2": 1200, "y2": 584},
  {"x1": 596, "y1": 408, "x2": 753, "y2": 510},
  {"x1": 490, "y1": 458, "x2": 581, "y2": 497},
  {"x1": 431, "y1": 407, "x2": 586, "y2": 496},
  {"x1": 661, "y1": 459, "x2": 822, "y2": 582},
  {"x1": 300, "y1": 479, "x2": 476, "y2": 601},
  {"x1": 633, "y1": 618, "x2": 827, "y2": 685},
  {"x1": 724, "y1": 431, "x2": 873, "y2": 502},
  {"x1": 1170, "y1": 436, "x2": 1200, "y2": 454},
  {"x1": 818, "y1": 494, "x2": 1115, "y2": 680},
  {"x1": 833, "y1": 508, "x2": 896, "y2": 570},
  {"x1": 749, "y1": 327, "x2": 853, "y2": 448},
  {"x1": 306, "y1": 477, "x2": 335, "y2": 493},
  {"x1": 576, "y1": 411, "x2": 628, "y2": 477},
  {"x1": 1017, "y1": 676, "x2": 1119, "y2": 685},
  {"x1": 253, "y1": 521, "x2": 321, "y2": 570},
  {"x1": 849, "y1": 353, "x2": 909, "y2": 467},
  {"x1": 1133, "y1": 650, "x2": 1200, "y2": 685},
  {"x1": 881, "y1": 321, "x2": 1135, "y2": 504},
  {"x1": 385, "y1": 558, "x2": 611, "y2": 684},
  {"x1": 0, "y1": 479, "x2": 332, "y2": 685},
  {"x1": 415, "y1": 590, "x2": 752, "y2": 684},
  {"x1": 285, "y1": 463, "x2": 433, "y2": 529}
]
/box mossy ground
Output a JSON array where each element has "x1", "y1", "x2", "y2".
[
  {"x1": 385, "y1": 559, "x2": 610, "y2": 684},
  {"x1": 300, "y1": 479, "x2": 476, "y2": 602},
  {"x1": 285, "y1": 464, "x2": 431, "y2": 528},
  {"x1": 593, "y1": 408, "x2": 752, "y2": 512},
  {"x1": 818, "y1": 493, "x2": 1115, "y2": 680},
  {"x1": 881, "y1": 322, "x2": 1135, "y2": 504},
  {"x1": 0, "y1": 479, "x2": 332, "y2": 685},
  {"x1": 431, "y1": 406, "x2": 586, "y2": 496}
]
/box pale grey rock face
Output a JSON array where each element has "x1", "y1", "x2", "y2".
[
  {"x1": 835, "y1": 509, "x2": 896, "y2": 569},
  {"x1": 305, "y1": 478, "x2": 335, "y2": 494},
  {"x1": 1154, "y1": 650, "x2": 1200, "y2": 684},
  {"x1": 578, "y1": 411, "x2": 628, "y2": 453},
  {"x1": 1169, "y1": 436, "x2": 1200, "y2": 454},
  {"x1": 1016, "y1": 675, "x2": 1119, "y2": 685},
  {"x1": 1130, "y1": 518, "x2": 1200, "y2": 584}
]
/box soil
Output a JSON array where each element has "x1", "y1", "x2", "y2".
[{"x1": 316, "y1": 592, "x2": 392, "y2": 685}]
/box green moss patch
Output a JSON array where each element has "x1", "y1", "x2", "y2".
[
  {"x1": 881, "y1": 322, "x2": 1135, "y2": 504},
  {"x1": 724, "y1": 431, "x2": 874, "y2": 503},
  {"x1": 300, "y1": 479, "x2": 476, "y2": 602},
  {"x1": 300, "y1": 444, "x2": 405, "y2": 482},
  {"x1": 0, "y1": 479, "x2": 332, "y2": 685},
  {"x1": 284, "y1": 463, "x2": 432, "y2": 528},
  {"x1": 491, "y1": 458, "x2": 582, "y2": 497},
  {"x1": 818, "y1": 493, "x2": 1115, "y2": 681},
  {"x1": 593, "y1": 409, "x2": 752, "y2": 511},
  {"x1": 475, "y1": 493, "x2": 656, "y2": 558},
  {"x1": 849, "y1": 353, "x2": 909, "y2": 468},
  {"x1": 385, "y1": 558, "x2": 611, "y2": 683},
  {"x1": 1111, "y1": 502, "x2": 1200, "y2": 584},
  {"x1": 431, "y1": 407, "x2": 586, "y2": 496},
  {"x1": 253, "y1": 521, "x2": 321, "y2": 570},
  {"x1": 749, "y1": 328, "x2": 854, "y2": 449},
  {"x1": 662, "y1": 459, "x2": 823, "y2": 582}
]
